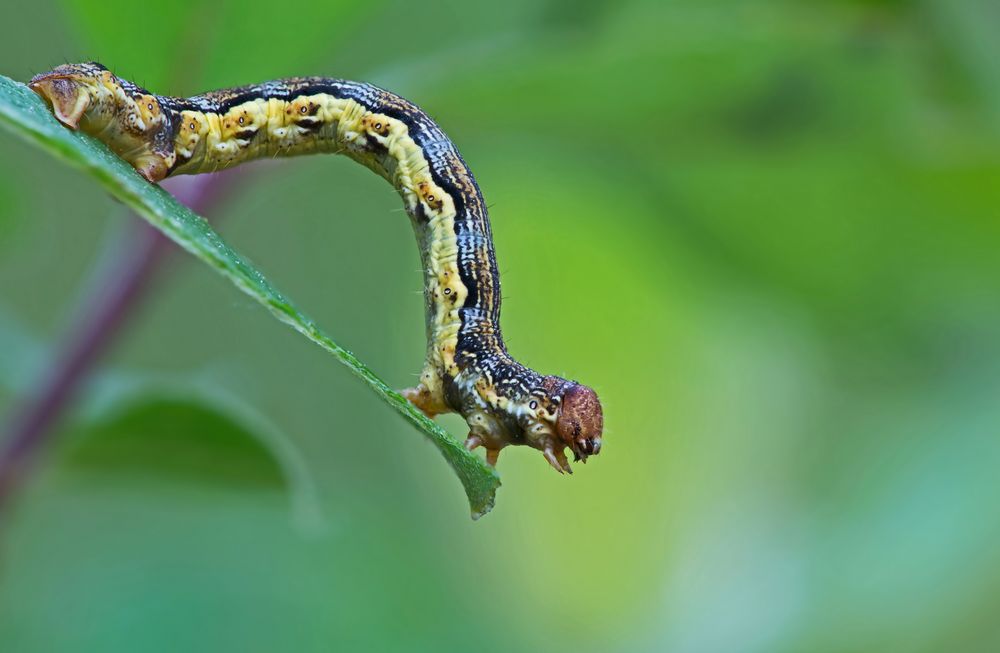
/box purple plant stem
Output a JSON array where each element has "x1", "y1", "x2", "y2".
[{"x1": 0, "y1": 170, "x2": 242, "y2": 508}]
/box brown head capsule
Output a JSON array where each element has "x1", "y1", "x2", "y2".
[{"x1": 555, "y1": 382, "x2": 604, "y2": 463}]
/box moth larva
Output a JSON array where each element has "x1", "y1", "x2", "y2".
[{"x1": 30, "y1": 63, "x2": 604, "y2": 473}]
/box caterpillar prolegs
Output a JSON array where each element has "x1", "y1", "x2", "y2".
[{"x1": 29, "y1": 63, "x2": 603, "y2": 473}]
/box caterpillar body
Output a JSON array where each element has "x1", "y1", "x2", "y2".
[{"x1": 29, "y1": 62, "x2": 603, "y2": 473}]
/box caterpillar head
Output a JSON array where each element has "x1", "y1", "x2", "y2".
[
  {"x1": 556, "y1": 382, "x2": 604, "y2": 463},
  {"x1": 536, "y1": 376, "x2": 603, "y2": 470},
  {"x1": 30, "y1": 62, "x2": 175, "y2": 182}
]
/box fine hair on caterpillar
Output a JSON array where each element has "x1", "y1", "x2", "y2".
[{"x1": 30, "y1": 62, "x2": 604, "y2": 474}]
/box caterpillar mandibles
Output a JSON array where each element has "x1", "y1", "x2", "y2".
[{"x1": 29, "y1": 63, "x2": 603, "y2": 474}]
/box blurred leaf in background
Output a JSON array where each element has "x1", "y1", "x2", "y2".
[{"x1": 2, "y1": 0, "x2": 1000, "y2": 651}]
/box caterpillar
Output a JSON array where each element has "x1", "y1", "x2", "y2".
[{"x1": 29, "y1": 62, "x2": 603, "y2": 473}]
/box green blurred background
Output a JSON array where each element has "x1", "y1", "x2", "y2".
[{"x1": 2, "y1": 0, "x2": 999, "y2": 650}]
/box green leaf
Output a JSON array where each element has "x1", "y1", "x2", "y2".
[
  {"x1": 0, "y1": 305, "x2": 325, "y2": 529},
  {"x1": 71, "y1": 397, "x2": 294, "y2": 486},
  {"x1": 0, "y1": 74, "x2": 500, "y2": 519},
  {"x1": 68, "y1": 391, "x2": 327, "y2": 533}
]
